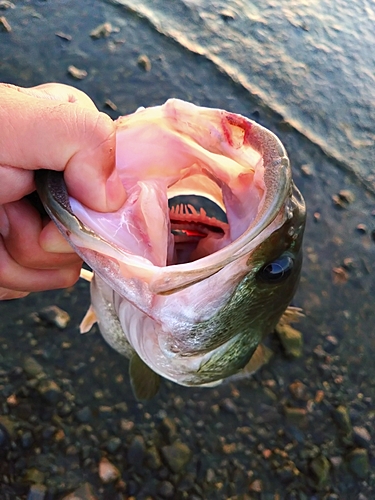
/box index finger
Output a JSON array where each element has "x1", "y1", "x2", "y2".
[{"x1": 0, "y1": 83, "x2": 126, "y2": 212}]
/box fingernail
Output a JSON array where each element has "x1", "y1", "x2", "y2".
[
  {"x1": 0, "y1": 207, "x2": 10, "y2": 238},
  {"x1": 105, "y1": 169, "x2": 126, "y2": 212},
  {"x1": 40, "y1": 222, "x2": 75, "y2": 253}
]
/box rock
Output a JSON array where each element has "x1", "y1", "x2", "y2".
[
  {"x1": 309, "y1": 455, "x2": 330, "y2": 487},
  {"x1": 105, "y1": 436, "x2": 121, "y2": 453},
  {"x1": 76, "y1": 406, "x2": 92, "y2": 423},
  {"x1": 353, "y1": 426, "x2": 371, "y2": 448},
  {"x1": 38, "y1": 305, "x2": 70, "y2": 329},
  {"x1": 67, "y1": 65, "x2": 88, "y2": 80},
  {"x1": 284, "y1": 406, "x2": 307, "y2": 426},
  {"x1": 220, "y1": 398, "x2": 238, "y2": 414},
  {"x1": 27, "y1": 484, "x2": 47, "y2": 500},
  {"x1": 127, "y1": 435, "x2": 146, "y2": 466},
  {"x1": 161, "y1": 441, "x2": 192, "y2": 473},
  {"x1": 159, "y1": 417, "x2": 177, "y2": 442},
  {"x1": 21, "y1": 430, "x2": 34, "y2": 449},
  {"x1": 23, "y1": 468, "x2": 45, "y2": 484},
  {"x1": 146, "y1": 445, "x2": 162, "y2": 470},
  {"x1": 90, "y1": 22, "x2": 113, "y2": 39},
  {"x1": 157, "y1": 480, "x2": 175, "y2": 498},
  {"x1": 275, "y1": 324, "x2": 303, "y2": 358},
  {"x1": 62, "y1": 482, "x2": 98, "y2": 499},
  {"x1": 23, "y1": 357, "x2": 45, "y2": 377},
  {"x1": 332, "y1": 405, "x2": 352, "y2": 434},
  {"x1": 37, "y1": 379, "x2": 62, "y2": 404},
  {"x1": 348, "y1": 448, "x2": 369, "y2": 479},
  {"x1": 98, "y1": 457, "x2": 120, "y2": 484},
  {"x1": 137, "y1": 54, "x2": 151, "y2": 71}
]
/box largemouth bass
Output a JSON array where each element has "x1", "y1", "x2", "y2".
[{"x1": 36, "y1": 99, "x2": 305, "y2": 399}]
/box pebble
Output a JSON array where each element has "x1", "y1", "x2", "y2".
[
  {"x1": 27, "y1": 484, "x2": 47, "y2": 500},
  {"x1": 67, "y1": 65, "x2": 88, "y2": 80},
  {"x1": 332, "y1": 405, "x2": 352, "y2": 434},
  {"x1": 38, "y1": 305, "x2": 70, "y2": 329},
  {"x1": 21, "y1": 430, "x2": 34, "y2": 449},
  {"x1": 137, "y1": 54, "x2": 151, "y2": 71},
  {"x1": 309, "y1": 455, "x2": 330, "y2": 487},
  {"x1": 37, "y1": 379, "x2": 62, "y2": 403},
  {"x1": 161, "y1": 441, "x2": 192, "y2": 473},
  {"x1": 348, "y1": 448, "x2": 369, "y2": 479},
  {"x1": 353, "y1": 426, "x2": 371, "y2": 448},
  {"x1": 23, "y1": 357, "x2": 44, "y2": 377},
  {"x1": 127, "y1": 435, "x2": 146, "y2": 466},
  {"x1": 146, "y1": 445, "x2": 162, "y2": 470},
  {"x1": 98, "y1": 457, "x2": 120, "y2": 484},
  {"x1": 275, "y1": 324, "x2": 303, "y2": 358},
  {"x1": 159, "y1": 417, "x2": 177, "y2": 442},
  {"x1": 76, "y1": 406, "x2": 92, "y2": 423},
  {"x1": 157, "y1": 480, "x2": 175, "y2": 498},
  {"x1": 62, "y1": 482, "x2": 98, "y2": 499},
  {"x1": 105, "y1": 436, "x2": 121, "y2": 453},
  {"x1": 90, "y1": 22, "x2": 113, "y2": 39}
]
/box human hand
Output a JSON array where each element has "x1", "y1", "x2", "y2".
[{"x1": 0, "y1": 82, "x2": 126, "y2": 299}]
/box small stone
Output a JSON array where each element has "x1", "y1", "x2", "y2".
[
  {"x1": 220, "y1": 398, "x2": 238, "y2": 414},
  {"x1": 161, "y1": 441, "x2": 192, "y2": 473},
  {"x1": 90, "y1": 22, "x2": 113, "y2": 39},
  {"x1": 0, "y1": 1, "x2": 15, "y2": 10},
  {"x1": 284, "y1": 407, "x2": 307, "y2": 426},
  {"x1": 309, "y1": 455, "x2": 330, "y2": 487},
  {"x1": 61, "y1": 482, "x2": 98, "y2": 499},
  {"x1": 23, "y1": 357, "x2": 44, "y2": 377},
  {"x1": 220, "y1": 9, "x2": 235, "y2": 21},
  {"x1": 289, "y1": 380, "x2": 307, "y2": 400},
  {"x1": 249, "y1": 479, "x2": 262, "y2": 492},
  {"x1": 38, "y1": 305, "x2": 70, "y2": 329},
  {"x1": 98, "y1": 457, "x2": 120, "y2": 484},
  {"x1": 21, "y1": 430, "x2": 34, "y2": 449},
  {"x1": 68, "y1": 65, "x2": 88, "y2": 80},
  {"x1": 353, "y1": 426, "x2": 371, "y2": 448},
  {"x1": 127, "y1": 435, "x2": 146, "y2": 466},
  {"x1": 37, "y1": 379, "x2": 62, "y2": 403},
  {"x1": 275, "y1": 324, "x2": 303, "y2": 358},
  {"x1": 301, "y1": 164, "x2": 312, "y2": 176},
  {"x1": 144, "y1": 445, "x2": 161, "y2": 470},
  {"x1": 55, "y1": 31, "x2": 72, "y2": 41},
  {"x1": 332, "y1": 189, "x2": 355, "y2": 208},
  {"x1": 313, "y1": 212, "x2": 321, "y2": 222},
  {"x1": 24, "y1": 468, "x2": 45, "y2": 484},
  {"x1": 137, "y1": 54, "x2": 151, "y2": 71},
  {"x1": 332, "y1": 405, "x2": 352, "y2": 434},
  {"x1": 348, "y1": 448, "x2": 369, "y2": 479},
  {"x1": 104, "y1": 99, "x2": 117, "y2": 111},
  {"x1": 27, "y1": 484, "x2": 47, "y2": 500},
  {"x1": 105, "y1": 436, "x2": 121, "y2": 453},
  {"x1": 159, "y1": 417, "x2": 177, "y2": 442},
  {"x1": 0, "y1": 15, "x2": 11, "y2": 32},
  {"x1": 157, "y1": 480, "x2": 175, "y2": 498},
  {"x1": 332, "y1": 266, "x2": 348, "y2": 284},
  {"x1": 356, "y1": 223, "x2": 367, "y2": 233},
  {"x1": 76, "y1": 406, "x2": 92, "y2": 423}
]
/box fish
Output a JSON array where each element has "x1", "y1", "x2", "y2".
[{"x1": 36, "y1": 99, "x2": 306, "y2": 400}]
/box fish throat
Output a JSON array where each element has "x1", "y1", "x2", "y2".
[{"x1": 168, "y1": 195, "x2": 228, "y2": 265}]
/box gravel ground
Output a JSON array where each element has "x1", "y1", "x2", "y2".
[{"x1": 0, "y1": 1, "x2": 374, "y2": 498}]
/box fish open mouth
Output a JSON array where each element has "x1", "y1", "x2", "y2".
[{"x1": 168, "y1": 194, "x2": 229, "y2": 265}]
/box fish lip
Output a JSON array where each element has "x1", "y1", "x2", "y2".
[{"x1": 36, "y1": 104, "x2": 292, "y2": 295}]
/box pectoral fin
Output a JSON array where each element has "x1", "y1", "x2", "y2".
[
  {"x1": 80, "y1": 305, "x2": 97, "y2": 333},
  {"x1": 129, "y1": 353, "x2": 160, "y2": 401}
]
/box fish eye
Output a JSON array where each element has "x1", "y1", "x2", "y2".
[{"x1": 257, "y1": 253, "x2": 294, "y2": 283}]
